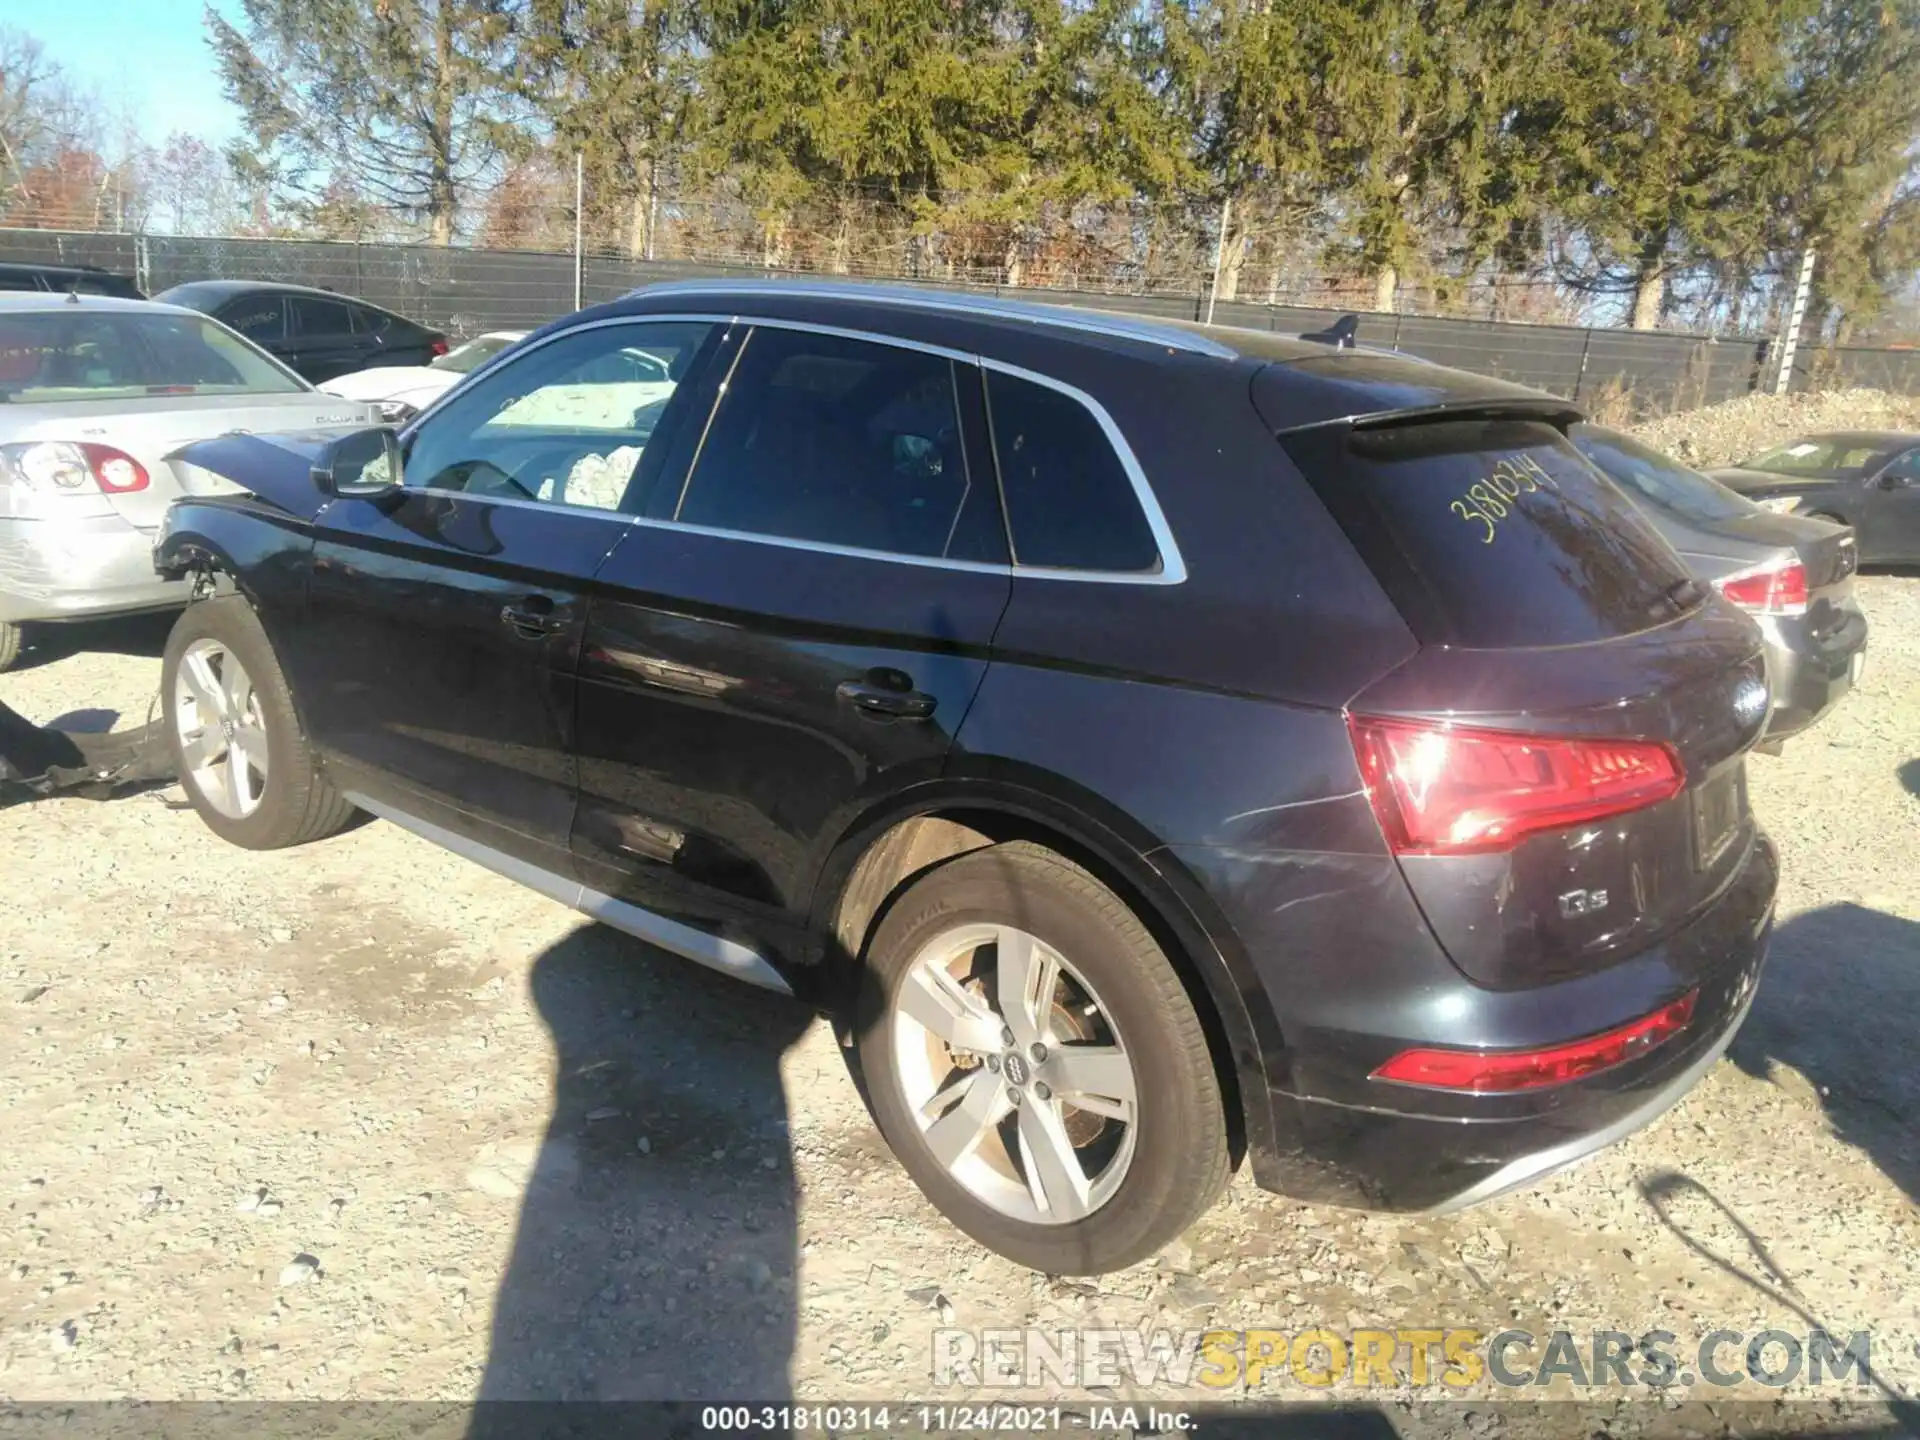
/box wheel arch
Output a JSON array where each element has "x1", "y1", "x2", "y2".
[{"x1": 807, "y1": 775, "x2": 1282, "y2": 1174}]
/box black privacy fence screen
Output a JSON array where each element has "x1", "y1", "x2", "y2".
[{"x1": 7, "y1": 226, "x2": 1914, "y2": 416}]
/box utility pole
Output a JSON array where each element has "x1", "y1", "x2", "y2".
[
  {"x1": 1205, "y1": 194, "x2": 1232, "y2": 326},
  {"x1": 1774, "y1": 247, "x2": 1817, "y2": 395},
  {"x1": 573, "y1": 151, "x2": 585, "y2": 312}
]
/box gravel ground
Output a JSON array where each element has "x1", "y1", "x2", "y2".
[
  {"x1": 1633, "y1": 387, "x2": 1920, "y2": 469},
  {"x1": 1, "y1": 397, "x2": 1916, "y2": 1428}
]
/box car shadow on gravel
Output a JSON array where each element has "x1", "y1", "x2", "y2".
[
  {"x1": 6, "y1": 611, "x2": 174, "y2": 673},
  {"x1": 1898, "y1": 759, "x2": 1920, "y2": 799},
  {"x1": 1729, "y1": 901, "x2": 1920, "y2": 1209},
  {"x1": 468, "y1": 922, "x2": 813, "y2": 1418}
]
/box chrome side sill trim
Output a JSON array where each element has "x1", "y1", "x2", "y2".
[
  {"x1": 1419, "y1": 986, "x2": 1756, "y2": 1216},
  {"x1": 344, "y1": 791, "x2": 794, "y2": 997}
]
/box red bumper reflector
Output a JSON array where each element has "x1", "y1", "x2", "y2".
[{"x1": 1371, "y1": 990, "x2": 1699, "y2": 1093}]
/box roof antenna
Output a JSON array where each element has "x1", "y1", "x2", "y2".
[
  {"x1": 1301, "y1": 313, "x2": 1359, "y2": 348},
  {"x1": 64, "y1": 286, "x2": 82, "y2": 304}
]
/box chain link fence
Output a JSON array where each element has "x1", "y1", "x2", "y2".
[{"x1": 0, "y1": 223, "x2": 1886, "y2": 416}]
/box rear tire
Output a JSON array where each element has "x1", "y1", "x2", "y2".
[
  {"x1": 855, "y1": 841, "x2": 1229, "y2": 1275},
  {"x1": 0, "y1": 623, "x2": 21, "y2": 673},
  {"x1": 162, "y1": 596, "x2": 357, "y2": 850}
]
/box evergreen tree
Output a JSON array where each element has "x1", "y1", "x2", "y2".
[{"x1": 206, "y1": 0, "x2": 524, "y2": 243}]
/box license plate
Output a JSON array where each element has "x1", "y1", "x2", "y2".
[{"x1": 1693, "y1": 770, "x2": 1743, "y2": 870}]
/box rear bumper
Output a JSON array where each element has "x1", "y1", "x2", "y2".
[
  {"x1": 1232, "y1": 831, "x2": 1776, "y2": 1213},
  {"x1": 0, "y1": 515, "x2": 189, "y2": 624},
  {"x1": 1757, "y1": 604, "x2": 1868, "y2": 742}
]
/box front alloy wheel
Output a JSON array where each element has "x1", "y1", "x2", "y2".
[{"x1": 173, "y1": 637, "x2": 270, "y2": 819}]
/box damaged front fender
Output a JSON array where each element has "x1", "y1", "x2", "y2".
[{"x1": 166, "y1": 431, "x2": 346, "y2": 524}]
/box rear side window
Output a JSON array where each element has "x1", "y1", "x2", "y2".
[
  {"x1": 291, "y1": 296, "x2": 353, "y2": 336},
  {"x1": 985, "y1": 370, "x2": 1158, "y2": 572},
  {"x1": 351, "y1": 305, "x2": 394, "y2": 336},
  {"x1": 671, "y1": 326, "x2": 1000, "y2": 562},
  {"x1": 1285, "y1": 418, "x2": 1697, "y2": 647}
]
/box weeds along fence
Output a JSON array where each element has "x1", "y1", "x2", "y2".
[{"x1": 5, "y1": 224, "x2": 1899, "y2": 416}]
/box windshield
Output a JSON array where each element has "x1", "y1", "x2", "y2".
[
  {"x1": 1742, "y1": 437, "x2": 1889, "y2": 478},
  {"x1": 1571, "y1": 426, "x2": 1758, "y2": 524},
  {"x1": 431, "y1": 334, "x2": 520, "y2": 374},
  {"x1": 0, "y1": 309, "x2": 305, "y2": 402}
]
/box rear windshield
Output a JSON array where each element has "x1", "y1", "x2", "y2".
[
  {"x1": 0, "y1": 310, "x2": 305, "y2": 402},
  {"x1": 432, "y1": 333, "x2": 518, "y2": 373},
  {"x1": 1285, "y1": 417, "x2": 1698, "y2": 647},
  {"x1": 1570, "y1": 425, "x2": 1758, "y2": 525}
]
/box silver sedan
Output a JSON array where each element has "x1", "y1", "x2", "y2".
[{"x1": 0, "y1": 292, "x2": 376, "y2": 670}]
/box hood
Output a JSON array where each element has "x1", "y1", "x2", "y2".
[
  {"x1": 168, "y1": 430, "x2": 356, "y2": 523},
  {"x1": 318, "y1": 366, "x2": 459, "y2": 405}
]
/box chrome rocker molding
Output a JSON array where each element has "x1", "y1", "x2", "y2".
[
  {"x1": 343, "y1": 791, "x2": 794, "y2": 996},
  {"x1": 1420, "y1": 985, "x2": 1757, "y2": 1216}
]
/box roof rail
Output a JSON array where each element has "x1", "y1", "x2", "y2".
[{"x1": 625, "y1": 277, "x2": 1242, "y2": 359}]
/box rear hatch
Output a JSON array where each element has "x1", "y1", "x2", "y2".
[
  {"x1": 1273, "y1": 407, "x2": 1769, "y2": 989},
  {"x1": 6, "y1": 392, "x2": 376, "y2": 532}
]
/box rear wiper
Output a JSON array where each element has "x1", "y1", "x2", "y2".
[{"x1": 1663, "y1": 577, "x2": 1705, "y2": 611}]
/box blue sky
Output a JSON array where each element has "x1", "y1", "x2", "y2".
[{"x1": 28, "y1": 0, "x2": 241, "y2": 145}]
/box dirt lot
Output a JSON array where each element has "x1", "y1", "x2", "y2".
[{"x1": 2, "y1": 520, "x2": 1918, "y2": 1421}]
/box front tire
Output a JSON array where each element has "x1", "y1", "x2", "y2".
[
  {"x1": 162, "y1": 596, "x2": 357, "y2": 849},
  {"x1": 856, "y1": 841, "x2": 1229, "y2": 1274}
]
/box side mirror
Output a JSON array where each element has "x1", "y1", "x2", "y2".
[
  {"x1": 1876, "y1": 470, "x2": 1909, "y2": 490},
  {"x1": 312, "y1": 427, "x2": 402, "y2": 498}
]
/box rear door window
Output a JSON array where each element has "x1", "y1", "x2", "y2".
[
  {"x1": 985, "y1": 369, "x2": 1159, "y2": 572},
  {"x1": 1284, "y1": 418, "x2": 1698, "y2": 647},
  {"x1": 665, "y1": 326, "x2": 1002, "y2": 562},
  {"x1": 291, "y1": 296, "x2": 354, "y2": 337}
]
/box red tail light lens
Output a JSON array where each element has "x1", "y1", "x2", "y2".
[
  {"x1": 430, "y1": 337, "x2": 450, "y2": 357},
  {"x1": 1714, "y1": 558, "x2": 1808, "y2": 616},
  {"x1": 1371, "y1": 990, "x2": 1698, "y2": 1092},
  {"x1": 1348, "y1": 715, "x2": 1685, "y2": 856},
  {"x1": 78, "y1": 443, "x2": 149, "y2": 493}
]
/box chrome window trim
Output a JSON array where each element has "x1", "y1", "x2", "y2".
[
  {"x1": 976, "y1": 357, "x2": 1187, "y2": 586},
  {"x1": 626, "y1": 277, "x2": 1241, "y2": 360},
  {"x1": 399, "y1": 310, "x2": 1187, "y2": 586}
]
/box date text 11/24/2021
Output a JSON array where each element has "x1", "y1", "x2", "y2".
[{"x1": 698, "y1": 1405, "x2": 1193, "y2": 1433}]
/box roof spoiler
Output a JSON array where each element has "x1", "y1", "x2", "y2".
[
  {"x1": 1349, "y1": 397, "x2": 1584, "y2": 431},
  {"x1": 1300, "y1": 313, "x2": 1360, "y2": 349}
]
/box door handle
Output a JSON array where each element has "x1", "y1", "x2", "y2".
[
  {"x1": 836, "y1": 679, "x2": 937, "y2": 720},
  {"x1": 500, "y1": 595, "x2": 564, "y2": 639}
]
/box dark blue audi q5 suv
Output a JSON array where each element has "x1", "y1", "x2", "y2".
[{"x1": 153, "y1": 280, "x2": 1776, "y2": 1275}]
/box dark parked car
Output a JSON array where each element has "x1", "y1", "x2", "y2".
[
  {"x1": 153, "y1": 280, "x2": 447, "y2": 384},
  {"x1": 153, "y1": 282, "x2": 1776, "y2": 1275},
  {"x1": 1710, "y1": 430, "x2": 1920, "y2": 564},
  {"x1": 1571, "y1": 424, "x2": 1867, "y2": 747},
  {"x1": 0, "y1": 262, "x2": 144, "y2": 299}
]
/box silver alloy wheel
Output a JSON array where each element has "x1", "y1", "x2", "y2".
[
  {"x1": 173, "y1": 638, "x2": 270, "y2": 820},
  {"x1": 891, "y1": 922, "x2": 1138, "y2": 1226}
]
